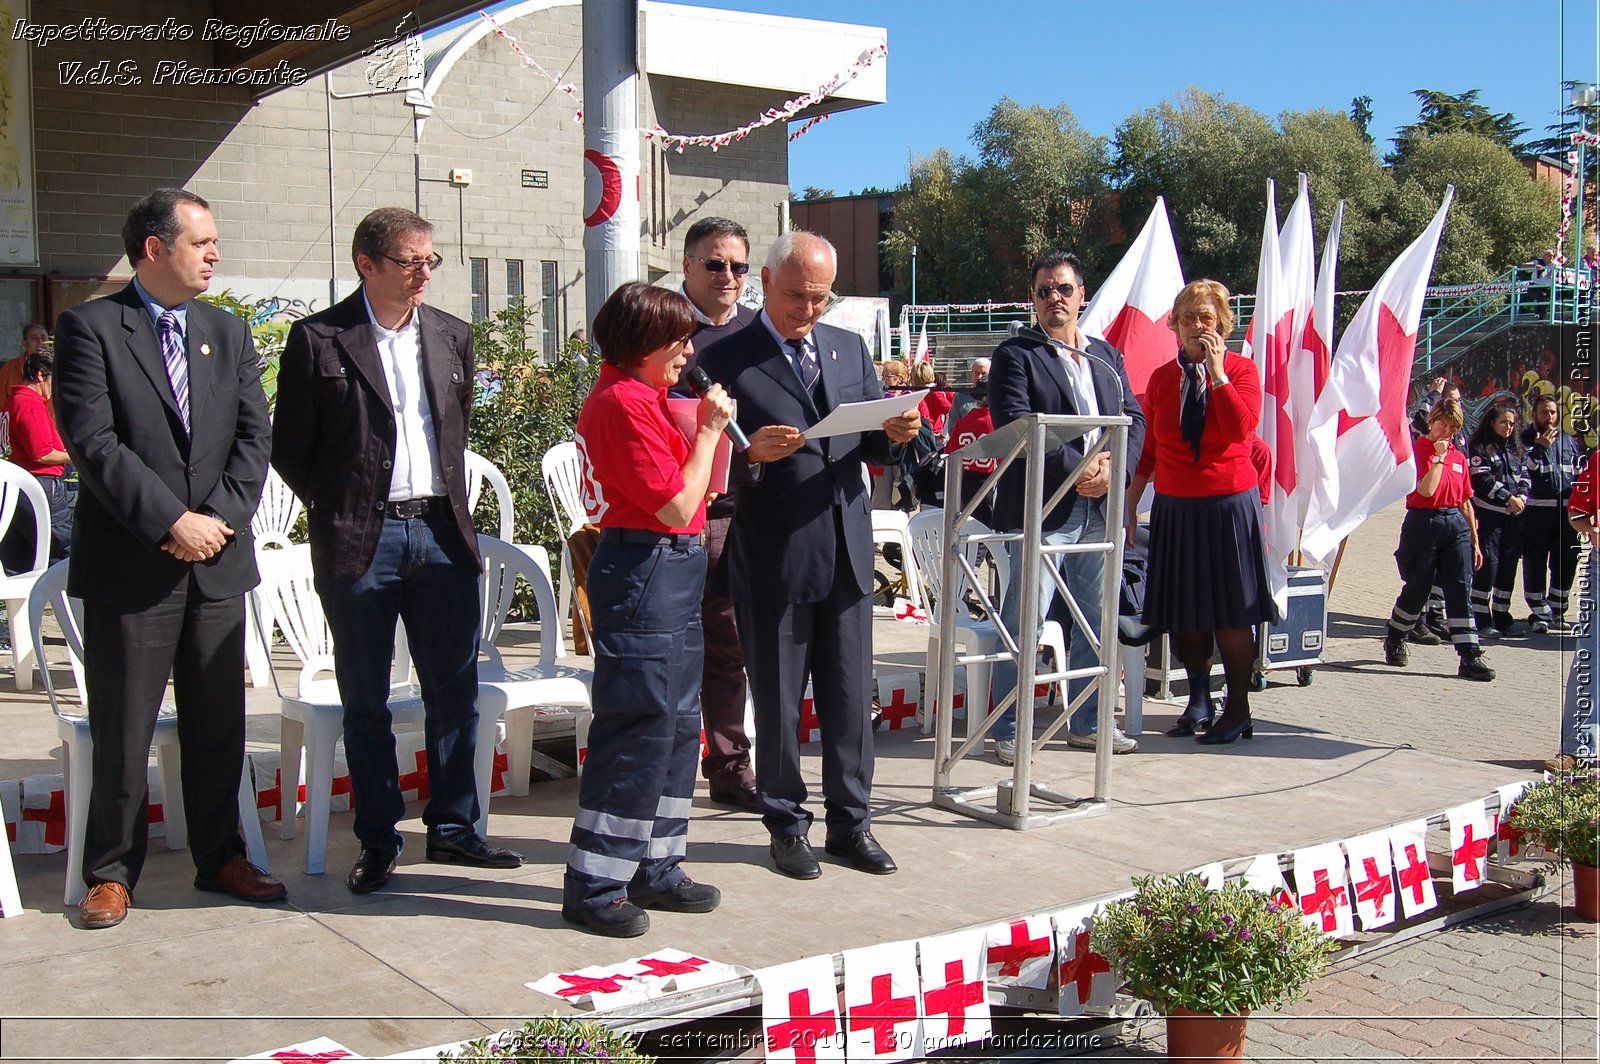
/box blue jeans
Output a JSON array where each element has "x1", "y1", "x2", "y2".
[
  {"x1": 315, "y1": 511, "x2": 481, "y2": 855},
  {"x1": 1562, "y1": 551, "x2": 1596, "y2": 758},
  {"x1": 991, "y1": 499, "x2": 1107, "y2": 741}
]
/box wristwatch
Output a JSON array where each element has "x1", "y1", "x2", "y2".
[{"x1": 1430, "y1": 456, "x2": 1445, "y2": 466}]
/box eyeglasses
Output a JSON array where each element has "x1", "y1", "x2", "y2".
[
  {"x1": 380, "y1": 252, "x2": 444, "y2": 273},
  {"x1": 1178, "y1": 311, "x2": 1220, "y2": 327},
  {"x1": 695, "y1": 257, "x2": 750, "y2": 276},
  {"x1": 1034, "y1": 283, "x2": 1076, "y2": 301}
]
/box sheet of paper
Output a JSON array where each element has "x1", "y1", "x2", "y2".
[
  {"x1": 666, "y1": 397, "x2": 733, "y2": 495},
  {"x1": 805, "y1": 388, "x2": 928, "y2": 440}
]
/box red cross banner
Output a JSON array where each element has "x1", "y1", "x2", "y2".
[
  {"x1": 226, "y1": 1035, "x2": 360, "y2": 1062},
  {"x1": 875, "y1": 673, "x2": 921, "y2": 733},
  {"x1": 757, "y1": 955, "x2": 845, "y2": 1064},
  {"x1": 1387, "y1": 819, "x2": 1439, "y2": 919},
  {"x1": 842, "y1": 940, "x2": 923, "y2": 1063},
  {"x1": 525, "y1": 964, "x2": 652, "y2": 1011},
  {"x1": 1050, "y1": 903, "x2": 1117, "y2": 1016},
  {"x1": 1493, "y1": 782, "x2": 1536, "y2": 862},
  {"x1": 917, "y1": 929, "x2": 991, "y2": 1048},
  {"x1": 1292, "y1": 843, "x2": 1355, "y2": 938},
  {"x1": 798, "y1": 684, "x2": 821, "y2": 745},
  {"x1": 1341, "y1": 831, "x2": 1398, "y2": 931},
  {"x1": 629, "y1": 948, "x2": 746, "y2": 994},
  {"x1": 1241, "y1": 853, "x2": 1295, "y2": 911},
  {"x1": 20, "y1": 774, "x2": 66, "y2": 853},
  {"x1": 1446, "y1": 799, "x2": 1493, "y2": 894},
  {"x1": 983, "y1": 915, "x2": 1054, "y2": 991}
]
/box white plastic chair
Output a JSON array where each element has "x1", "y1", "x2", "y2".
[
  {"x1": 466, "y1": 450, "x2": 515, "y2": 541},
  {"x1": 870, "y1": 508, "x2": 923, "y2": 608},
  {"x1": 245, "y1": 470, "x2": 305, "y2": 689},
  {"x1": 541, "y1": 441, "x2": 590, "y2": 647},
  {"x1": 0, "y1": 462, "x2": 52, "y2": 691},
  {"x1": 477, "y1": 535, "x2": 593, "y2": 831},
  {"x1": 28, "y1": 560, "x2": 268, "y2": 905}
]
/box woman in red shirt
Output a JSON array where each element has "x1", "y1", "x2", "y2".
[
  {"x1": 0, "y1": 350, "x2": 71, "y2": 575},
  {"x1": 1381, "y1": 398, "x2": 1495, "y2": 681},
  {"x1": 562, "y1": 283, "x2": 734, "y2": 939},
  {"x1": 1126, "y1": 280, "x2": 1272, "y2": 744}
]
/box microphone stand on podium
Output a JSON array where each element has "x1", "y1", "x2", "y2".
[{"x1": 931, "y1": 411, "x2": 1131, "y2": 829}]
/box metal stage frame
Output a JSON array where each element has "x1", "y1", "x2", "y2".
[{"x1": 931, "y1": 412, "x2": 1132, "y2": 829}]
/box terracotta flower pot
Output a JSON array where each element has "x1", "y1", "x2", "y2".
[
  {"x1": 1166, "y1": 1008, "x2": 1249, "y2": 1063},
  {"x1": 1573, "y1": 861, "x2": 1600, "y2": 920}
]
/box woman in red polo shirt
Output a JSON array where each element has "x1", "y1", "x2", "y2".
[
  {"x1": 561, "y1": 282, "x2": 733, "y2": 939},
  {"x1": 1380, "y1": 397, "x2": 1495, "y2": 681},
  {"x1": 1126, "y1": 279, "x2": 1272, "y2": 744},
  {"x1": 0, "y1": 349, "x2": 71, "y2": 574}
]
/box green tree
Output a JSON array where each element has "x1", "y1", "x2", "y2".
[
  {"x1": 1389, "y1": 88, "x2": 1531, "y2": 164},
  {"x1": 1349, "y1": 95, "x2": 1375, "y2": 144},
  {"x1": 882, "y1": 147, "x2": 1004, "y2": 304},
  {"x1": 1266, "y1": 109, "x2": 1393, "y2": 289}
]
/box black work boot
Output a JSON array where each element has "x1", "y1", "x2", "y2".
[{"x1": 1383, "y1": 632, "x2": 1408, "y2": 667}]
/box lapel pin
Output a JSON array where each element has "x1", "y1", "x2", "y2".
[
  {"x1": 830, "y1": 349, "x2": 837, "y2": 361},
  {"x1": 200, "y1": 343, "x2": 212, "y2": 357}
]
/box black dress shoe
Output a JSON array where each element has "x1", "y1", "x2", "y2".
[
  {"x1": 632, "y1": 877, "x2": 721, "y2": 913},
  {"x1": 1196, "y1": 716, "x2": 1254, "y2": 745},
  {"x1": 562, "y1": 898, "x2": 650, "y2": 938},
  {"x1": 1166, "y1": 701, "x2": 1216, "y2": 738},
  {"x1": 770, "y1": 835, "x2": 821, "y2": 879},
  {"x1": 707, "y1": 784, "x2": 762, "y2": 813},
  {"x1": 824, "y1": 831, "x2": 898, "y2": 875},
  {"x1": 347, "y1": 848, "x2": 398, "y2": 894},
  {"x1": 425, "y1": 832, "x2": 524, "y2": 868}
]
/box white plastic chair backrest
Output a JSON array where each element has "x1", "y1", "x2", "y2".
[
  {"x1": 250, "y1": 467, "x2": 303, "y2": 541},
  {"x1": 0, "y1": 461, "x2": 51, "y2": 572},
  {"x1": 477, "y1": 534, "x2": 560, "y2": 672},
  {"x1": 907, "y1": 509, "x2": 1007, "y2": 609},
  {"x1": 252, "y1": 543, "x2": 333, "y2": 688},
  {"x1": 541, "y1": 441, "x2": 588, "y2": 537},
  {"x1": 26, "y1": 560, "x2": 87, "y2": 716},
  {"x1": 465, "y1": 450, "x2": 515, "y2": 541}
]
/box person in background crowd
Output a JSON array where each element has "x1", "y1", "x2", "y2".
[
  {"x1": 871, "y1": 359, "x2": 914, "y2": 510},
  {"x1": 944, "y1": 378, "x2": 995, "y2": 526},
  {"x1": 673, "y1": 217, "x2": 760, "y2": 813},
  {"x1": 988, "y1": 249, "x2": 1145, "y2": 764},
  {"x1": 881, "y1": 359, "x2": 910, "y2": 391},
  {"x1": 0, "y1": 350, "x2": 72, "y2": 574},
  {"x1": 562, "y1": 282, "x2": 734, "y2": 937},
  {"x1": 1381, "y1": 397, "x2": 1496, "y2": 682},
  {"x1": 912, "y1": 360, "x2": 952, "y2": 439},
  {"x1": 1126, "y1": 280, "x2": 1270, "y2": 744},
  {"x1": 1466, "y1": 401, "x2": 1530, "y2": 637},
  {"x1": 0, "y1": 322, "x2": 48, "y2": 404},
  {"x1": 1407, "y1": 376, "x2": 1464, "y2": 643},
  {"x1": 948, "y1": 356, "x2": 991, "y2": 425},
  {"x1": 1549, "y1": 448, "x2": 1597, "y2": 774},
  {"x1": 1522, "y1": 393, "x2": 1584, "y2": 633}
]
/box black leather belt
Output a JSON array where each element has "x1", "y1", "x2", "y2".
[
  {"x1": 383, "y1": 497, "x2": 445, "y2": 519},
  {"x1": 601, "y1": 528, "x2": 698, "y2": 548}
]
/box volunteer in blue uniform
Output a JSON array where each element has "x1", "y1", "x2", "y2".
[
  {"x1": 1467, "y1": 401, "x2": 1531, "y2": 636},
  {"x1": 1522, "y1": 394, "x2": 1584, "y2": 632},
  {"x1": 1381, "y1": 397, "x2": 1496, "y2": 681},
  {"x1": 562, "y1": 282, "x2": 735, "y2": 939}
]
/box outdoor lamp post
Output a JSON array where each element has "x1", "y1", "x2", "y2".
[
  {"x1": 911, "y1": 243, "x2": 918, "y2": 308},
  {"x1": 1572, "y1": 82, "x2": 1598, "y2": 318}
]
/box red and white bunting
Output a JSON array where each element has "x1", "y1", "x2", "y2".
[
  {"x1": 983, "y1": 914, "x2": 1054, "y2": 991},
  {"x1": 1292, "y1": 843, "x2": 1355, "y2": 938},
  {"x1": 917, "y1": 929, "x2": 991, "y2": 1047},
  {"x1": 525, "y1": 964, "x2": 651, "y2": 1011},
  {"x1": 1387, "y1": 819, "x2": 1439, "y2": 919},
  {"x1": 1446, "y1": 799, "x2": 1493, "y2": 894},
  {"x1": 1050, "y1": 903, "x2": 1117, "y2": 1016},
  {"x1": 1079, "y1": 196, "x2": 1186, "y2": 404},
  {"x1": 629, "y1": 948, "x2": 744, "y2": 993},
  {"x1": 1188, "y1": 862, "x2": 1226, "y2": 890},
  {"x1": 841, "y1": 940, "x2": 923, "y2": 1063},
  {"x1": 757, "y1": 955, "x2": 845, "y2": 1064},
  {"x1": 1342, "y1": 831, "x2": 1398, "y2": 931},
  {"x1": 1493, "y1": 781, "x2": 1536, "y2": 862},
  {"x1": 875, "y1": 673, "x2": 921, "y2": 732},
  {"x1": 227, "y1": 1036, "x2": 360, "y2": 1063},
  {"x1": 1241, "y1": 853, "x2": 1295, "y2": 912}
]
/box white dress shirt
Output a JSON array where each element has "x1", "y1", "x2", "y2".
[
  {"x1": 364, "y1": 293, "x2": 445, "y2": 501},
  {"x1": 1049, "y1": 337, "x2": 1101, "y2": 449}
]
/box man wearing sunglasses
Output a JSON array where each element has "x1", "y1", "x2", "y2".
[
  {"x1": 673, "y1": 217, "x2": 761, "y2": 812},
  {"x1": 274, "y1": 207, "x2": 523, "y2": 894},
  {"x1": 986, "y1": 250, "x2": 1145, "y2": 764}
]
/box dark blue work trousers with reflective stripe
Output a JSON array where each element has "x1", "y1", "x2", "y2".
[
  {"x1": 564, "y1": 534, "x2": 706, "y2": 911},
  {"x1": 1388, "y1": 507, "x2": 1479, "y2": 653}
]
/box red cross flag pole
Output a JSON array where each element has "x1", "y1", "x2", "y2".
[
  {"x1": 918, "y1": 929, "x2": 991, "y2": 1047},
  {"x1": 1387, "y1": 819, "x2": 1440, "y2": 919},
  {"x1": 1446, "y1": 799, "x2": 1493, "y2": 894},
  {"x1": 1292, "y1": 843, "x2": 1355, "y2": 939},
  {"x1": 842, "y1": 940, "x2": 924, "y2": 1063},
  {"x1": 757, "y1": 955, "x2": 844, "y2": 1064},
  {"x1": 1342, "y1": 830, "x2": 1398, "y2": 931}
]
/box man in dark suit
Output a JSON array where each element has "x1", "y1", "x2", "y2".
[
  {"x1": 987, "y1": 250, "x2": 1146, "y2": 763},
  {"x1": 698, "y1": 231, "x2": 922, "y2": 880},
  {"x1": 55, "y1": 187, "x2": 282, "y2": 929},
  {"x1": 273, "y1": 207, "x2": 521, "y2": 894}
]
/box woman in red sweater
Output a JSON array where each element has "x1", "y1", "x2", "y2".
[{"x1": 1126, "y1": 280, "x2": 1272, "y2": 744}]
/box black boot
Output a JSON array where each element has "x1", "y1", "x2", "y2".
[{"x1": 1383, "y1": 631, "x2": 1408, "y2": 667}]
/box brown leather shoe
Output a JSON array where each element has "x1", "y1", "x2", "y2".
[
  {"x1": 195, "y1": 856, "x2": 288, "y2": 903},
  {"x1": 79, "y1": 882, "x2": 130, "y2": 929}
]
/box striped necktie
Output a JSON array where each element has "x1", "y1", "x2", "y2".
[
  {"x1": 158, "y1": 310, "x2": 191, "y2": 434},
  {"x1": 787, "y1": 338, "x2": 819, "y2": 395}
]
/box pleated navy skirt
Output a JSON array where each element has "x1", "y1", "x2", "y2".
[{"x1": 1143, "y1": 489, "x2": 1275, "y2": 633}]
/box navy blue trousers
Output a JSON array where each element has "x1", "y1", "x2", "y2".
[{"x1": 1389, "y1": 508, "x2": 1479, "y2": 653}]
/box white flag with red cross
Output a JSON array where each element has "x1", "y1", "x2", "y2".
[
  {"x1": 1292, "y1": 843, "x2": 1355, "y2": 938},
  {"x1": 1050, "y1": 902, "x2": 1117, "y2": 1016},
  {"x1": 983, "y1": 914, "x2": 1054, "y2": 991},
  {"x1": 914, "y1": 318, "x2": 930, "y2": 364},
  {"x1": 875, "y1": 673, "x2": 921, "y2": 732},
  {"x1": 1243, "y1": 179, "x2": 1295, "y2": 614},
  {"x1": 228, "y1": 1036, "x2": 361, "y2": 1062},
  {"x1": 1492, "y1": 781, "x2": 1536, "y2": 861},
  {"x1": 526, "y1": 964, "x2": 653, "y2": 1011},
  {"x1": 1387, "y1": 819, "x2": 1439, "y2": 919},
  {"x1": 758, "y1": 955, "x2": 845, "y2": 1064},
  {"x1": 842, "y1": 940, "x2": 924, "y2": 1063},
  {"x1": 1301, "y1": 189, "x2": 1454, "y2": 562},
  {"x1": 917, "y1": 929, "x2": 991, "y2": 1047},
  {"x1": 1292, "y1": 195, "x2": 1344, "y2": 531},
  {"x1": 1446, "y1": 799, "x2": 1493, "y2": 894},
  {"x1": 1342, "y1": 831, "x2": 1398, "y2": 930},
  {"x1": 1241, "y1": 853, "x2": 1295, "y2": 912},
  {"x1": 627, "y1": 948, "x2": 745, "y2": 993},
  {"x1": 1079, "y1": 196, "x2": 1186, "y2": 404}
]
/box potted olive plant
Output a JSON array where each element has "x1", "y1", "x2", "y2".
[
  {"x1": 1507, "y1": 768, "x2": 1600, "y2": 919},
  {"x1": 1092, "y1": 873, "x2": 1336, "y2": 1063},
  {"x1": 439, "y1": 1017, "x2": 653, "y2": 1064}
]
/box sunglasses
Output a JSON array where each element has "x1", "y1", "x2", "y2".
[
  {"x1": 380, "y1": 252, "x2": 444, "y2": 273},
  {"x1": 1034, "y1": 283, "x2": 1076, "y2": 300},
  {"x1": 1178, "y1": 311, "x2": 1220, "y2": 327},
  {"x1": 695, "y1": 257, "x2": 750, "y2": 277}
]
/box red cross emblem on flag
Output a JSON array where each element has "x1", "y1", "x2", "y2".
[
  {"x1": 271, "y1": 1051, "x2": 352, "y2": 1063},
  {"x1": 924, "y1": 959, "x2": 983, "y2": 1036},
  {"x1": 768, "y1": 987, "x2": 839, "y2": 1063},
  {"x1": 893, "y1": 599, "x2": 926, "y2": 623},
  {"x1": 797, "y1": 696, "x2": 819, "y2": 744},
  {"x1": 988, "y1": 919, "x2": 1051, "y2": 978},
  {"x1": 636, "y1": 955, "x2": 710, "y2": 978},
  {"x1": 554, "y1": 972, "x2": 634, "y2": 997},
  {"x1": 1494, "y1": 812, "x2": 1522, "y2": 857},
  {"x1": 1060, "y1": 929, "x2": 1111, "y2": 1006},
  {"x1": 1298, "y1": 868, "x2": 1348, "y2": 932},
  {"x1": 397, "y1": 749, "x2": 430, "y2": 800},
  {"x1": 1353, "y1": 857, "x2": 1394, "y2": 917},
  {"x1": 1453, "y1": 824, "x2": 1489, "y2": 883},
  {"x1": 848, "y1": 973, "x2": 917, "y2": 1054},
  {"x1": 23, "y1": 789, "x2": 66, "y2": 847},
  {"x1": 1397, "y1": 843, "x2": 1432, "y2": 903},
  {"x1": 878, "y1": 686, "x2": 918, "y2": 730}
]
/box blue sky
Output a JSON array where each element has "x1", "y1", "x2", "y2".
[{"x1": 676, "y1": 0, "x2": 1600, "y2": 195}]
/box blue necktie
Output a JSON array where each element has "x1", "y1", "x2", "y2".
[
  {"x1": 787, "y1": 338, "x2": 819, "y2": 395},
  {"x1": 158, "y1": 311, "x2": 191, "y2": 434}
]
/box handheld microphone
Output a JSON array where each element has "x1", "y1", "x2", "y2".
[{"x1": 684, "y1": 366, "x2": 750, "y2": 451}]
